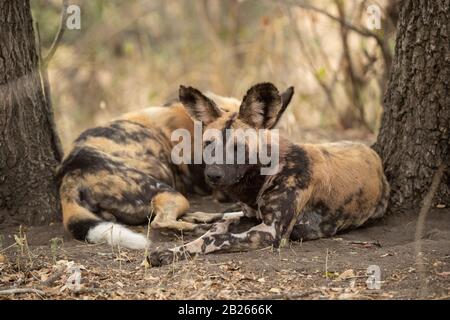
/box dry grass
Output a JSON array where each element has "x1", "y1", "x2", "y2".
[{"x1": 1, "y1": 200, "x2": 449, "y2": 300}]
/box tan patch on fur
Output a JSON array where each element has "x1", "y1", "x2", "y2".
[
  {"x1": 302, "y1": 142, "x2": 386, "y2": 224},
  {"x1": 61, "y1": 199, "x2": 99, "y2": 227},
  {"x1": 150, "y1": 192, "x2": 196, "y2": 231},
  {"x1": 285, "y1": 176, "x2": 297, "y2": 188}
]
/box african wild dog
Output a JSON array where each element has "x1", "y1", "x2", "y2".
[
  {"x1": 148, "y1": 82, "x2": 390, "y2": 266},
  {"x1": 58, "y1": 88, "x2": 295, "y2": 249}
]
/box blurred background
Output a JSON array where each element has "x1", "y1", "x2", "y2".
[{"x1": 31, "y1": 0, "x2": 399, "y2": 152}]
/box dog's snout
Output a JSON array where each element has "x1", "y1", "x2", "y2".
[{"x1": 205, "y1": 167, "x2": 224, "y2": 184}]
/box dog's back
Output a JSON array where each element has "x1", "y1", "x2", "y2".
[
  {"x1": 289, "y1": 141, "x2": 390, "y2": 240},
  {"x1": 57, "y1": 95, "x2": 241, "y2": 249}
]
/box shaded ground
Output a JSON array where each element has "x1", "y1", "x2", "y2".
[
  {"x1": 0, "y1": 195, "x2": 449, "y2": 300},
  {"x1": 0, "y1": 129, "x2": 448, "y2": 300}
]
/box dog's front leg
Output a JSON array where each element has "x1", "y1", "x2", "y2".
[
  {"x1": 148, "y1": 216, "x2": 241, "y2": 266},
  {"x1": 148, "y1": 188, "x2": 313, "y2": 267},
  {"x1": 148, "y1": 221, "x2": 276, "y2": 267},
  {"x1": 148, "y1": 197, "x2": 300, "y2": 266}
]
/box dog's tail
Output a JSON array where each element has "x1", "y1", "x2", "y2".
[{"x1": 60, "y1": 177, "x2": 149, "y2": 250}]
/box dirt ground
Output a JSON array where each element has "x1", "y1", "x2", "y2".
[
  {"x1": 0, "y1": 194, "x2": 449, "y2": 300},
  {"x1": 1, "y1": 129, "x2": 448, "y2": 300}
]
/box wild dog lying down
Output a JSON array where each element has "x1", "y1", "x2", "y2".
[
  {"x1": 149, "y1": 82, "x2": 390, "y2": 266},
  {"x1": 57, "y1": 88, "x2": 294, "y2": 249}
]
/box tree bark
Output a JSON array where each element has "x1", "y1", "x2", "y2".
[
  {"x1": 374, "y1": 0, "x2": 449, "y2": 212},
  {"x1": 0, "y1": 1, "x2": 61, "y2": 226}
]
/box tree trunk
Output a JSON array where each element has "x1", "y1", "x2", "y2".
[
  {"x1": 0, "y1": 1, "x2": 61, "y2": 226},
  {"x1": 374, "y1": 0, "x2": 449, "y2": 212}
]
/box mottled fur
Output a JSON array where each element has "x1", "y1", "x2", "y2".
[
  {"x1": 59, "y1": 88, "x2": 294, "y2": 248},
  {"x1": 149, "y1": 83, "x2": 390, "y2": 266}
]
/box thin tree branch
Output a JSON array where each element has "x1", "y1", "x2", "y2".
[
  {"x1": 282, "y1": 0, "x2": 392, "y2": 90},
  {"x1": 283, "y1": 0, "x2": 381, "y2": 41},
  {"x1": 34, "y1": 21, "x2": 64, "y2": 162},
  {"x1": 282, "y1": 4, "x2": 340, "y2": 115},
  {"x1": 334, "y1": 0, "x2": 370, "y2": 130},
  {"x1": 195, "y1": 0, "x2": 224, "y2": 49},
  {"x1": 43, "y1": 0, "x2": 69, "y2": 66},
  {"x1": 414, "y1": 163, "x2": 447, "y2": 298},
  {"x1": 41, "y1": 267, "x2": 65, "y2": 287}
]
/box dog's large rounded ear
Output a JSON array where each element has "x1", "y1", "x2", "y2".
[
  {"x1": 238, "y1": 82, "x2": 282, "y2": 129},
  {"x1": 179, "y1": 85, "x2": 223, "y2": 125},
  {"x1": 269, "y1": 86, "x2": 295, "y2": 129}
]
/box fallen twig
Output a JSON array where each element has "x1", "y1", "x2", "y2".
[
  {"x1": 41, "y1": 267, "x2": 65, "y2": 287},
  {"x1": 0, "y1": 288, "x2": 45, "y2": 296},
  {"x1": 258, "y1": 289, "x2": 322, "y2": 300},
  {"x1": 0, "y1": 243, "x2": 18, "y2": 253},
  {"x1": 349, "y1": 240, "x2": 381, "y2": 248}
]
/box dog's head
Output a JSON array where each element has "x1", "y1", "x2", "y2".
[{"x1": 179, "y1": 83, "x2": 294, "y2": 188}]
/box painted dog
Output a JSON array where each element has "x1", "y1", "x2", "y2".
[
  {"x1": 57, "y1": 88, "x2": 294, "y2": 249},
  {"x1": 149, "y1": 82, "x2": 390, "y2": 266}
]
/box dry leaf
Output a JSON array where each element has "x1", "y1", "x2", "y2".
[
  {"x1": 144, "y1": 275, "x2": 160, "y2": 281},
  {"x1": 337, "y1": 269, "x2": 355, "y2": 281},
  {"x1": 338, "y1": 293, "x2": 358, "y2": 300}
]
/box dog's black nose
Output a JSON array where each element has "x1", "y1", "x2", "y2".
[
  {"x1": 205, "y1": 167, "x2": 224, "y2": 184},
  {"x1": 206, "y1": 172, "x2": 223, "y2": 182}
]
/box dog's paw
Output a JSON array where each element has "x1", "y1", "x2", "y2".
[{"x1": 147, "y1": 249, "x2": 176, "y2": 267}]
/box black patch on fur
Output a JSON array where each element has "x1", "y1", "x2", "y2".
[
  {"x1": 224, "y1": 113, "x2": 238, "y2": 130},
  {"x1": 179, "y1": 86, "x2": 222, "y2": 121},
  {"x1": 56, "y1": 147, "x2": 122, "y2": 185},
  {"x1": 201, "y1": 236, "x2": 214, "y2": 252},
  {"x1": 239, "y1": 83, "x2": 280, "y2": 128},
  {"x1": 275, "y1": 145, "x2": 311, "y2": 189},
  {"x1": 272, "y1": 190, "x2": 297, "y2": 237},
  {"x1": 75, "y1": 120, "x2": 153, "y2": 144},
  {"x1": 186, "y1": 162, "x2": 211, "y2": 194},
  {"x1": 271, "y1": 86, "x2": 294, "y2": 129},
  {"x1": 78, "y1": 188, "x2": 100, "y2": 214},
  {"x1": 67, "y1": 218, "x2": 101, "y2": 241},
  {"x1": 306, "y1": 201, "x2": 343, "y2": 238},
  {"x1": 181, "y1": 90, "x2": 197, "y2": 106},
  {"x1": 75, "y1": 126, "x2": 123, "y2": 143},
  {"x1": 228, "y1": 216, "x2": 259, "y2": 233},
  {"x1": 342, "y1": 188, "x2": 363, "y2": 206},
  {"x1": 224, "y1": 165, "x2": 267, "y2": 208}
]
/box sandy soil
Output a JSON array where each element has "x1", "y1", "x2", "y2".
[
  {"x1": 0, "y1": 194, "x2": 449, "y2": 300},
  {"x1": 1, "y1": 129, "x2": 448, "y2": 300}
]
